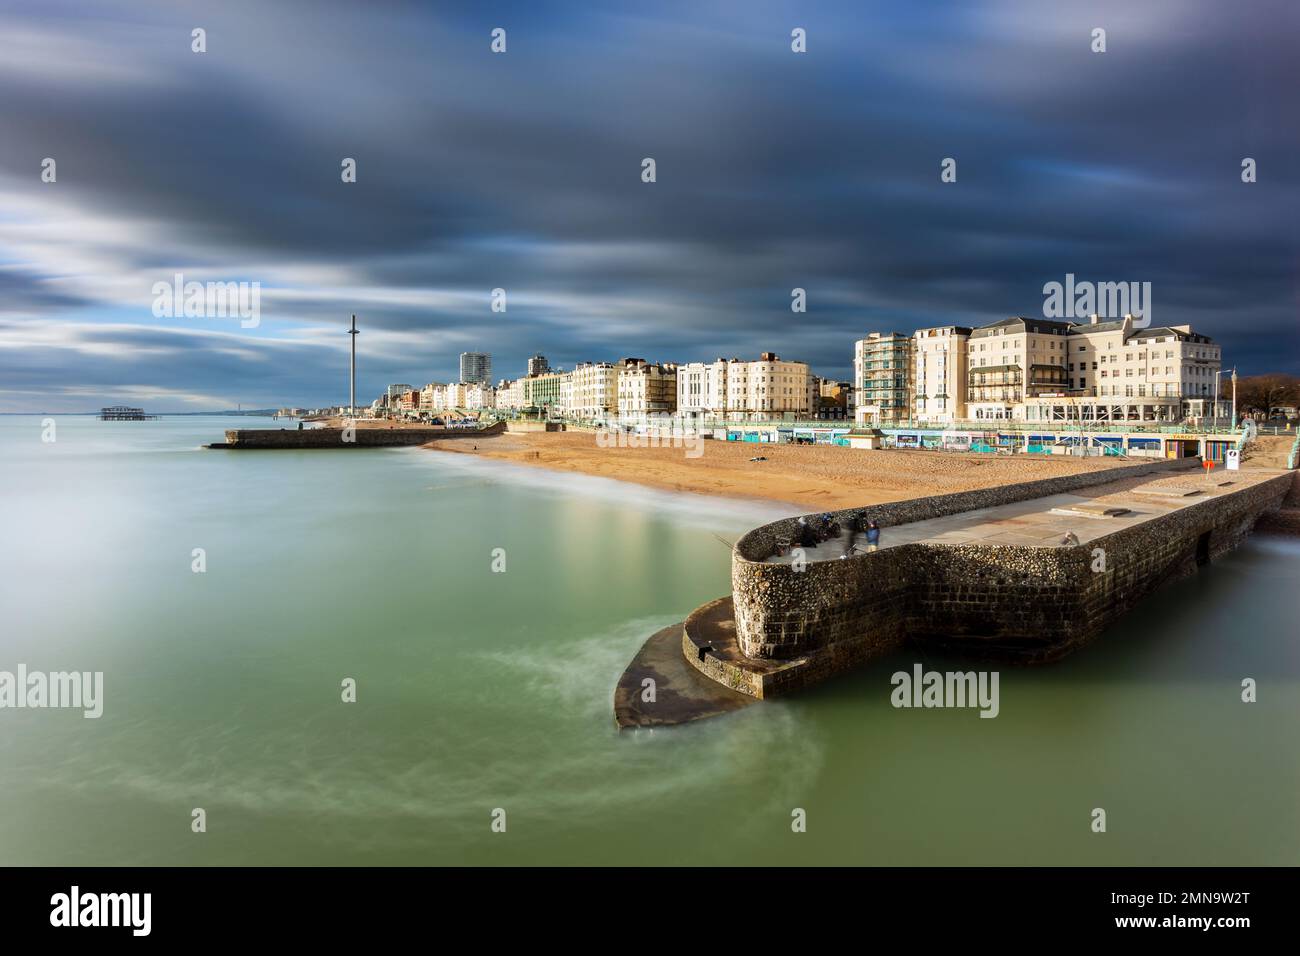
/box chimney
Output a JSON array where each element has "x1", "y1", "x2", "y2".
[{"x1": 1089, "y1": 313, "x2": 1101, "y2": 325}]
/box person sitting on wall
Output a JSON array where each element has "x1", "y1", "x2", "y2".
[
  {"x1": 1060, "y1": 531, "x2": 1080, "y2": 546},
  {"x1": 795, "y1": 516, "x2": 820, "y2": 548}
]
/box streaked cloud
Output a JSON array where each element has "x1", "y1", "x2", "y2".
[{"x1": 0, "y1": 0, "x2": 1295, "y2": 411}]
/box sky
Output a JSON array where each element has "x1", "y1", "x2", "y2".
[{"x1": 0, "y1": 0, "x2": 1296, "y2": 412}]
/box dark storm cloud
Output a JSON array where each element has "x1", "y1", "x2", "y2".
[
  {"x1": 0, "y1": 268, "x2": 92, "y2": 313},
  {"x1": 0, "y1": 0, "x2": 1295, "y2": 409}
]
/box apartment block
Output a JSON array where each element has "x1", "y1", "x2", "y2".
[
  {"x1": 912, "y1": 326, "x2": 971, "y2": 423},
  {"x1": 1039, "y1": 314, "x2": 1221, "y2": 423},
  {"x1": 854, "y1": 333, "x2": 914, "y2": 424},
  {"x1": 676, "y1": 360, "x2": 729, "y2": 418},
  {"x1": 965, "y1": 317, "x2": 1072, "y2": 420},
  {"x1": 616, "y1": 358, "x2": 677, "y2": 419},
  {"x1": 459, "y1": 352, "x2": 492, "y2": 385},
  {"x1": 735, "y1": 353, "x2": 810, "y2": 418},
  {"x1": 562, "y1": 362, "x2": 618, "y2": 419},
  {"x1": 523, "y1": 371, "x2": 565, "y2": 413},
  {"x1": 676, "y1": 354, "x2": 811, "y2": 421}
]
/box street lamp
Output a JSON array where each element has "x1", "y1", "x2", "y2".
[
  {"x1": 1230, "y1": 366, "x2": 1237, "y2": 431},
  {"x1": 1213, "y1": 369, "x2": 1222, "y2": 432}
]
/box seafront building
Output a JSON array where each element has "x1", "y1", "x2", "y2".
[
  {"x1": 966, "y1": 315, "x2": 1220, "y2": 424},
  {"x1": 522, "y1": 371, "x2": 565, "y2": 414},
  {"x1": 617, "y1": 359, "x2": 678, "y2": 419},
  {"x1": 815, "y1": 380, "x2": 854, "y2": 420},
  {"x1": 443, "y1": 382, "x2": 468, "y2": 410},
  {"x1": 676, "y1": 354, "x2": 812, "y2": 421},
  {"x1": 563, "y1": 362, "x2": 619, "y2": 419},
  {"x1": 459, "y1": 352, "x2": 492, "y2": 385},
  {"x1": 676, "y1": 360, "x2": 729, "y2": 419},
  {"x1": 464, "y1": 382, "x2": 495, "y2": 410},
  {"x1": 1053, "y1": 316, "x2": 1221, "y2": 422},
  {"x1": 911, "y1": 326, "x2": 971, "y2": 423},
  {"x1": 854, "y1": 333, "x2": 914, "y2": 424},
  {"x1": 527, "y1": 354, "x2": 550, "y2": 376},
  {"x1": 497, "y1": 378, "x2": 525, "y2": 410},
  {"x1": 965, "y1": 317, "x2": 1073, "y2": 420},
  {"x1": 728, "y1": 353, "x2": 813, "y2": 420}
]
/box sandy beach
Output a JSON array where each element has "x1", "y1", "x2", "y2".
[{"x1": 423, "y1": 430, "x2": 1138, "y2": 510}]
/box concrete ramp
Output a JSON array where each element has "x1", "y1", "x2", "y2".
[
  {"x1": 1134, "y1": 487, "x2": 1204, "y2": 498},
  {"x1": 1049, "y1": 503, "x2": 1133, "y2": 518},
  {"x1": 613, "y1": 623, "x2": 755, "y2": 730}
]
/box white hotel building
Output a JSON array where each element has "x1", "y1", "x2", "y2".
[
  {"x1": 1028, "y1": 316, "x2": 1221, "y2": 423},
  {"x1": 911, "y1": 326, "x2": 971, "y2": 423},
  {"x1": 676, "y1": 353, "x2": 812, "y2": 421},
  {"x1": 561, "y1": 361, "x2": 619, "y2": 420},
  {"x1": 616, "y1": 359, "x2": 677, "y2": 420}
]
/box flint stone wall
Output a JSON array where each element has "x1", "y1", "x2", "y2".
[{"x1": 730, "y1": 462, "x2": 1291, "y2": 685}]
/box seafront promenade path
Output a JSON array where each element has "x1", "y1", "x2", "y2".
[{"x1": 766, "y1": 471, "x2": 1277, "y2": 564}]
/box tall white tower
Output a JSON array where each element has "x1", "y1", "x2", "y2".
[{"x1": 348, "y1": 314, "x2": 359, "y2": 412}]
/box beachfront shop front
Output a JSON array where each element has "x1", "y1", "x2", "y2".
[
  {"x1": 1027, "y1": 434, "x2": 1055, "y2": 453},
  {"x1": 1126, "y1": 436, "x2": 1163, "y2": 457},
  {"x1": 1165, "y1": 434, "x2": 1203, "y2": 459},
  {"x1": 1204, "y1": 439, "x2": 1233, "y2": 463},
  {"x1": 878, "y1": 428, "x2": 1196, "y2": 457},
  {"x1": 717, "y1": 425, "x2": 1223, "y2": 459},
  {"x1": 725, "y1": 426, "x2": 850, "y2": 445}
]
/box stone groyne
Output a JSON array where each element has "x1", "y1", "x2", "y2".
[
  {"x1": 721, "y1": 464, "x2": 1291, "y2": 697},
  {"x1": 210, "y1": 421, "x2": 505, "y2": 448},
  {"x1": 616, "y1": 459, "x2": 1294, "y2": 726}
]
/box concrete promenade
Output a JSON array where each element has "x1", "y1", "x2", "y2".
[{"x1": 767, "y1": 472, "x2": 1266, "y2": 562}]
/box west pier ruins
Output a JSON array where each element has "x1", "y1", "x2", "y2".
[{"x1": 614, "y1": 457, "x2": 1297, "y2": 729}]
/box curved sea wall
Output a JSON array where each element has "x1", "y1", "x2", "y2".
[{"x1": 729, "y1": 462, "x2": 1292, "y2": 694}]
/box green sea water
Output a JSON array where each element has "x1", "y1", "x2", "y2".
[{"x1": 0, "y1": 415, "x2": 1296, "y2": 865}]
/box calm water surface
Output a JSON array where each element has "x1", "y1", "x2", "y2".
[{"x1": 0, "y1": 416, "x2": 1296, "y2": 865}]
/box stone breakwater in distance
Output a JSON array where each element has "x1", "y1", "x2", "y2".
[
  {"x1": 209, "y1": 421, "x2": 506, "y2": 448},
  {"x1": 615, "y1": 458, "x2": 1296, "y2": 727}
]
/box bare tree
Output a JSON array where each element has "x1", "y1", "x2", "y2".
[{"x1": 1237, "y1": 374, "x2": 1300, "y2": 416}]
